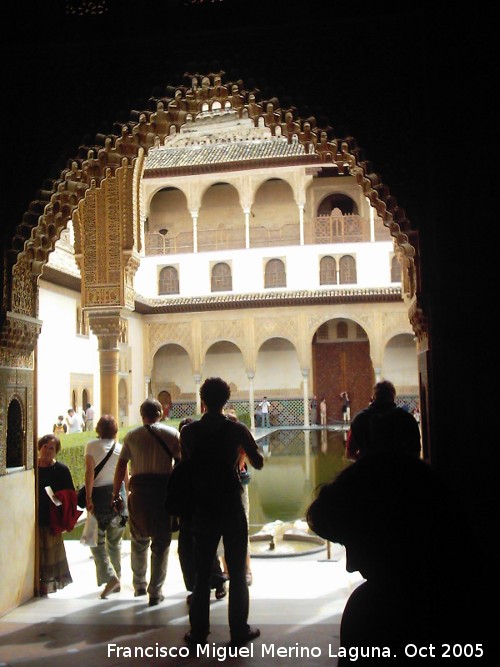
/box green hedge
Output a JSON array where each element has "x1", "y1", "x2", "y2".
[{"x1": 57, "y1": 413, "x2": 250, "y2": 488}]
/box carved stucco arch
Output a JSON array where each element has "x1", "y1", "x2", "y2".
[
  {"x1": 203, "y1": 338, "x2": 244, "y2": 362},
  {"x1": 251, "y1": 174, "x2": 296, "y2": 204},
  {"x1": 3, "y1": 69, "x2": 421, "y2": 348},
  {"x1": 256, "y1": 335, "x2": 300, "y2": 362},
  {"x1": 147, "y1": 322, "x2": 196, "y2": 377}
]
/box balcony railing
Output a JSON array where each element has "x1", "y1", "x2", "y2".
[
  {"x1": 305, "y1": 214, "x2": 370, "y2": 244},
  {"x1": 144, "y1": 214, "x2": 372, "y2": 256}
]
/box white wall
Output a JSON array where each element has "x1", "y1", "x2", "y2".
[
  {"x1": 37, "y1": 281, "x2": 99, "y2": 436},
  {"x1": 382, "y1": 334, "x2": 418, "y2": 390},
  {"x1": 134, "y1": 241, "x2": 397, "y2": 299},
  {"x1": 124, "y1": 310, "x2": 147, "y2": 427}
]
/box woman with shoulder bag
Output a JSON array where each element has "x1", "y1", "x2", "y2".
[{"x1": 84, "y1": 414, "x2": 128, "y2": 599}]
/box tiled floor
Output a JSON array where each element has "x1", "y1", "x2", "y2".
[{"x1": 0, "y1": 539, "x2": 361, "y2": 666}]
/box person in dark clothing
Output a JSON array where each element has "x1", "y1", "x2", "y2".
[
  {"x1": 37, "y1": 434, "x2": 76, "y2": 595},
  {"x1": 345, "y1": 380, "x2": 420, "y2": 461},
  {"x1": 177, "y1": 417, "x2": 227, "y2": 604},
  {"x1": 306, "y1": 455, "x2": 481, "y2": 663},
  {"x1": 180, "y1": 377, "x2": 264, "y2": 646}
]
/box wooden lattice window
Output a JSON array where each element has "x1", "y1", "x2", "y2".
[
  {"x1": 339, "y1": 255, "x2": 357, "y2": 284},
  {"x1": 336, "y1": 321, "x2": 348, "y2": 339},
  {"x1": 211, "y1": 262, "x2": 232, "y2": 292},
  {"x1": 159, "y1": 266, "x2": 180, "y2": 295},
  {"x1": 320, "y1": 255, "x2": 337, "y2": 285},
  {"x1": 264, "y1": 258, "x2": 286, "y2": 288},
  {"x1": 317, "y1": 323, "x2": 329, "y2": 340}
]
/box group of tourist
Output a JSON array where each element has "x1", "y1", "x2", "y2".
[
  {"x1": 37, "y1": 377, "x2": 264, "y2": 647},
  {"x1": 52, "y1": 404, "x2": 95, "y2": 435},
  {"x1": 39, "y1": 377, "x2": 478, "y2": 655},
  {"x1": 310, "y1": 391, "x2": 351, "y2": 427}
]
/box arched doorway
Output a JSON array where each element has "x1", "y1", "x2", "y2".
[
  {"x1": 312, "y1": 318, "x2": 373, "y2": 421},
  {"x1": 157, "y1": 390, "x2": 172, "y2": 419}
]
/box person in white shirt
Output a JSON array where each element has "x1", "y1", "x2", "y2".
[
  {"x1": 66, "y1": 408, "x2": 83, "y2": 433},
  {"x1": 258, "y1": 397, "x2": 271, "y2": 428},
  {"x1": 85, "y1": 403, "x2": 95, "y2": 432},
  {"x1": 84, "y1": 414, "x2": 128, "y2": 599}
]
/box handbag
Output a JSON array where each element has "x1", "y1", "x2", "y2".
[{"x1": 77, "y1": 442, "x2": 116, "y2": 508}]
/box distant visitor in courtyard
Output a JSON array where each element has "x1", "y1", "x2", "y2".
[
  {"x1": 345, "y1": 380, "x2": 420, "y2": 461},
  {"x1": 84, "y1": 403, "x2": 95, "y2": 432},
  {"x1": 37, "y1": 434, "x2": 77, "y2": 595},
  {"x1": 320, "y1": 397, "x2": 327, "y2": 426},
  {"x1": 340, "y1": 391, "x2": 351, "y2": 423},
  {"x1": 53, "y1": 415, "x2": 67, "y2": 435},
  {"x1": 66, "y1": 408, "x2": 83, "y2": 433},
  {"x1": 112, "y1": 398, "x2": 181, "y2": 607},
  {"x1": 258, "y1": 396, "x2": 271, "y2": 428},
  {"x1": 310, "y1": 395, "x2": 318, "y2": 425}
]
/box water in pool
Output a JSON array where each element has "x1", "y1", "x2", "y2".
[{"x1": 248, "y1": 428, "x2": 350, "y2": 535}]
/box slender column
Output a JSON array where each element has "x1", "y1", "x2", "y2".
[
  {"x1": 299, "y1": 204, "x2": 305, "y2": 245},
  {"x1": 244, "y1": 208, "x2": 251, "y2": 248},
  {"x1": 247, "y1": 371, "x2": 255, "y2": 430},
  {"x1": 194, "y1": 374, "x2": 202, "y2": 415},
  {"x1": 302, "y1": 369, "x2": 310, "y2": 427},
  {"x1": 191, "y1": 212, "x2": 198, "y2": 253},
  {"x1": 144, "y1": 376, "x2": 151, "y2": 399},
  {"x1": 369, "y1": 201, "x2": 375, "y2": 242},
  {"x1": 374, "y1": 367, "x2": 382, "y2": 383},
  {"x1": 88, "y1": 309, "x2": 122, "y2": 419}
]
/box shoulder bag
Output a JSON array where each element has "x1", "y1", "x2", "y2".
[{"x1": 77, "y1": 442, "x2": 116, "y2": 508}]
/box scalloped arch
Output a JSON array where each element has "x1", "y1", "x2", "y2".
[{"x1": 6, "y1": 70, "x2": 418, "y2": 318}]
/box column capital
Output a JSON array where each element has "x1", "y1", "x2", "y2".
[{"x1": 87, "y1": 308, "x2": 125, "y2": 348}]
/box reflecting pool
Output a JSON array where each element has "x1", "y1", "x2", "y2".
[{"x1": 248, "y1": 428, "x2": 350, "y2": 536}]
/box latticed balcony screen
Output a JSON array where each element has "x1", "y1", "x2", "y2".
[
  {"x1": 264, "y1": 258, "x2": 286, "y2": 288},
  {"x1": 211, "y1": 262, "x2": 232, "y2": 292},
  {"x1": 339, "y1": 255, "x2": 357, "y2": 284},
  {"x1": 320, "y1": 255, "x2": 338, "y2": 284},
  {"x1": 159, "y1": 266, "x2": 180, "y2": 294}
]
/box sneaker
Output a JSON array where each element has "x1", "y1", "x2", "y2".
[
  {"x1": 230, "y1": 627, "x2": 261, "y2": 645},
  {"x1": 148, "y1": 594, "x2": 165, "y2": 607},
  {"x1": 134, "y1": 588, "x2": 147, "y2": 597}
]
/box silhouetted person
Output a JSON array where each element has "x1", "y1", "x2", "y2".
[
  {"x1": 346, "y1": 380, "x2": 420, "y2": 460},
  {"x1": 177, "y1": 417, "x2": 227, "y2": 604},
  {"x1": 180, "y1": 377, "x2": 264, "y2": 646},
  {"x1": 307, "y1": 455, "x2": 481, "y2": 663}
]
